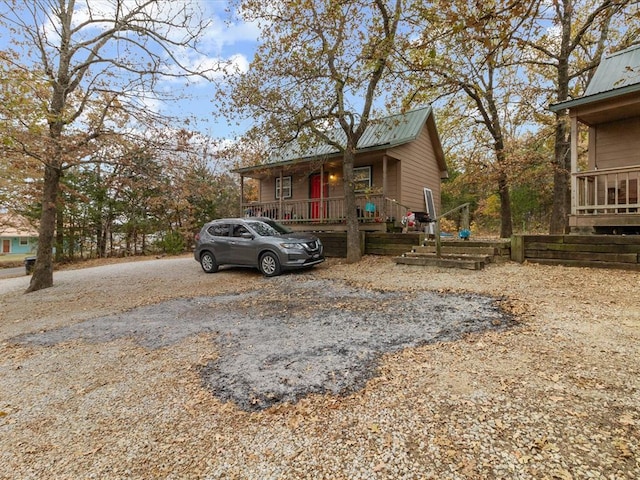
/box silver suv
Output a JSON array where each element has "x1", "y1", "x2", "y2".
[{"x1": 194, "y1": 217, "x2": 324, "y2": 277}]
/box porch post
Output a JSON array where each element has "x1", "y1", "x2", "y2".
[
  {"x1": 570, "y1": 115, "x2": 578, "y2": 216},
  {"x1": 320, "y1": 163, "x2": 325, "y2": 221},
  {"x1": 382, "y1": 155, "x2": 388, "y2": 220},
  {"x1": 279, "y1": 170, "x2": 283, "y2": 220},
  {"x1": 240, "y1": 174, "x2": 245, "y2": 216}
]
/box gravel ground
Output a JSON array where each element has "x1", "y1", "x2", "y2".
[{"x1": 0, "y1": 254, "x2": 639, "y2": 479}]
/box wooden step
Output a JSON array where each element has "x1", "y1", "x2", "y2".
[
  {"x1": 412, "y1": 245, "x2": 500, "y2": 261},
  {"x1": 393, "y1": 253, "x2": 486, "y2": 270}
]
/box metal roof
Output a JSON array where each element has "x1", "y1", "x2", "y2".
[
  {"x1": 585, "y1": 45, "x2": 640, "y2": 95},
  {"x1": 550, "y1": 45, "x2": 640, "y2": 112},
  {"x1": 256, "y1": 106, "x2": 435, "y2": 167}
]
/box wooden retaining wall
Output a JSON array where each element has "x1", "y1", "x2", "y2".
[
  {"x1": 512, "y1": 235, "x2": 640, "y2": 270},
  {"x1": 316, "y1": 232, "x2": 640, "y2": 271},
  {"x1": 315, "y1": 232, "x2": 422, "y2": 257}
]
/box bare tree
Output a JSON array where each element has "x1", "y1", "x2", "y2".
[{"x1": 0, "y1": 0, "x2": 215, "y2": 291}]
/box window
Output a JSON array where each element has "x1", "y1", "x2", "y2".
[
  {"x1": 207, "y1": 224, "x2": 230, "y2": 237},
  {"x1": 275, "y1": 176, "x2": 292, "y2": 199},
  {"x1": 353, "y1": 166, "x2": 372, "y2": 192},
  {"x1": 232, "y1": 224, "x2": 251, "y2": 237},
  {"x1": 19, "y1": 237, "x2": 29, "y2": 246}
]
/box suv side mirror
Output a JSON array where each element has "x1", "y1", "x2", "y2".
[{"x1": 241, "y1": 232, "x2": 254, "y2": 239}]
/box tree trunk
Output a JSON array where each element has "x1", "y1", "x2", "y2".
[
  {"x1": 26, "y1": 163, "x2": 61, "y2": 292},
  {"x1": 490, "y1": 111, "x2": 513, "y2": 238},
  {"x1": 97, "y1": 224, "x2": 106, "y2": 257},
  {"x1": 550, "y1": 0, "x2": 572, "y2": 234},
  {"x1": 498, "y1": 170, "x2": 513, "y2": 238},
  {"x1": 550, "y1": 111, "x2": 571, "y2": 233},
  {"x1": 55, "y1": 198, "x2": 64, "y2": 261},
  {"x1": 343, "y1": 146, "x2": 362, "y2": 263}
]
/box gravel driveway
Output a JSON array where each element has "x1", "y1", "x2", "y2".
[{"x1": 0, "y1": 255, "x2": 639, "y2": 479}]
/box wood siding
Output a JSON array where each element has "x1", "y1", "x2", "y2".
[
  {"x1": 593, "y1": 117, "x2": 640, "y2": 169},
  {"x1": 246, "y1": 113, "x2": 445, "y2": 221},
  {"x1": 388, "y1": 124, "x2": 441, "y2": 214},
  {"x1": 257, "y1": 154, "x2": 400, "y2": 203},
  {"x1": 258, "y1": 168, "x2": 311, "y2": 203}
]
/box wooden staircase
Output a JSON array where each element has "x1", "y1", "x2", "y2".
[{"x1": 393, "y1": 239, "x2": 512, "y2": 270}]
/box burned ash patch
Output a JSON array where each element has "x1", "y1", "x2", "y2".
[{"x1": 15, "y1": 278, "x2": 514, "y2": 412}]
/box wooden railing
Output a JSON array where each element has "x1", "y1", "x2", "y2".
[
  {"x1": 241, "y1": 195, "x2": 417, "y2": 228},
  {"x1": 573, "y1": 167, "x2": 640, "y2": 215},
  {"x1": 242, "y1": 194, "x2": 389, "y2": 224}
]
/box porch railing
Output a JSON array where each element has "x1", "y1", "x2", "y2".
[
  {"x1": 242, "y1": 194, "x2": 407, "y2": 225},
  {"x1": 574, "y1": 166, "x2": 640, "y2": 215}
]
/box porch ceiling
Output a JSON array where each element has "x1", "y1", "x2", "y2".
[
  {"x1": 239, "y1": 158, "x2": 344, "y2": 180},
  {"x1": 574, "y1": 96, "x2": 640, "y2": 126},
  {"x1": 237, "y1": 151, "x2": 395, "y2": 179}
]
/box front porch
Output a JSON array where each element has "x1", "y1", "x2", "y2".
[
  {"x1": 242, "y1": 194, "x2": 414, "y2": 232},
  {"x1": 571, "y1": 166, "x2": 640, "y2": 232}
]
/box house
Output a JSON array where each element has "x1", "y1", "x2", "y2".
[
  {"x1": 234, "y1": 106, "x2": 448, "y2": 231},
  {"x1": 0, "y1": 213, "x2": 38, "y2": 255},
  {"x1": 550, "y1": 45, "x2": 640, "y2": 234}
]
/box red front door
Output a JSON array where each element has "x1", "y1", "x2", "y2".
[
  {"x1": 310, "y1": 174, "x2": 328, "y2": 220},
  {"x1": 2, "y1": 239, "x2": 10, "y2": 253}
]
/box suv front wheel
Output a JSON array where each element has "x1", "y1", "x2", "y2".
[
  {"x1": 259, "y1": 251, "x2": 281, "y2": 277},
  {"x1": 200, "y1": 251, "x2": 218, "y2": 273}
]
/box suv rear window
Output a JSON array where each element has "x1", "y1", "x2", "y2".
[{"x1": 207, "y1": 224, "x2": 230, "y2": 236}]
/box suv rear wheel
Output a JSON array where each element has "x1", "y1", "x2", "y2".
[
  {"x1": 200, "y1": 251, "x2": 218, "y2": 273},
  {"x1": 259, "y1": 251, "x2": 281, "y2": 277}
]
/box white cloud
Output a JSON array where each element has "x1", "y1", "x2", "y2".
[
  {"x1": 160, "y1": 50, "x2": 250, "y2": 84},
  {"x1": 200, "y1": 7, "x2": 261, "y2": 55}
]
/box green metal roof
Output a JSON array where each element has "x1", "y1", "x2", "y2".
[
  {"x1": 550, "y1": 45, "x2": 640, "y2": 112},
  {"x1": 236, "y1": 106, "x2": 436, "y2": 172}
]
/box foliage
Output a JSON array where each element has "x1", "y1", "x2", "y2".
[
  {"x1": 0, "y1": 0, "x2": 215, "y2": 291},
  {"x1": 52, "y1": 136, "x2": 240, "y2": 259},
  {"x1": 155, "y1": 230, "x2": 185, "y2": 255},
  {"x1": 220, "y1": 0, "x2": 406, "y2": 262},
  {"x1": 406, "y1": 0, "x2": 638, "y2": 236},
  {"x1": 516, "y1": 0, "x2": 639, "y2": 233},
  {"x1": 406, "y1": 0, "x2": 542, "y2": 238}
]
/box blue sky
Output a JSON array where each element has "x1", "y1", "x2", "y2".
[
  {"x1": 0, "y1": 0, "x2": 260, "y2": 142},
  {"x1": 147, "y1": 1, "x2": 260, "y2": 140},
  {"x1": 162, "y1": 1, "x2": 260, "y2": 140}
]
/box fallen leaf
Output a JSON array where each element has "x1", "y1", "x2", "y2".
[
  {"x1": 81, "y1": 446, "x2": 103, "y2": 456},
  {"x1": 613, "y1": 438, "x2": 633, "y2": 458},
  {"x1": 619, "y1": 414, "x2": 635, "y2": 426},
  {"x1": 551, "y1": 468, "x2": 573, "y2": 480}
]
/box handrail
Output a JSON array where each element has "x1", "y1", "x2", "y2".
[
  {"x1": 436, "y1": 202, "x2": 471, "y2": 221},
  {"x1": 384, "y1": 197, "x2": 412, "y2": 211},
  {"x1": 433, "y1": 203, "x2": 471, "y2": 258}
]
